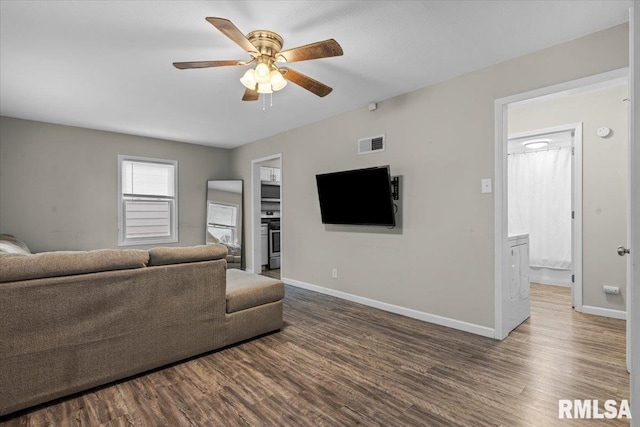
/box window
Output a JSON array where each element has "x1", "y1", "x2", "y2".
[
  {"x1": 118, "y1": 155, "x2": 178, "y2": 246},
  {"x1": 207, "y1": 202, "x2": 238, "y2": 244}
]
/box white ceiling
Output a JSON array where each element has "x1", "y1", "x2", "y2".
[{"x1": 0, "y1": 1, "x2": 632, "y2": 149}]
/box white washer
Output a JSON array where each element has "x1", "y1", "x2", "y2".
[{"x1": 504, "y1": 234, "x2": 531, "y2": 335}]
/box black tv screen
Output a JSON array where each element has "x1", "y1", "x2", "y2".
[{"x1": 316, "y1": 166, "x2": 396, "y2": 226}]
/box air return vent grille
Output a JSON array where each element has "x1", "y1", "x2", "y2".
[{"x1": 358, "y1": 134, "x2": 385, "y2": 155}]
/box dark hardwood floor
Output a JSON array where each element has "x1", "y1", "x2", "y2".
[
  {"x1": 1, "y1": 284, "x2": 628, "y2": 426},
  {"x1": 260, "y1": 268, "x2": 280, "y2": 280}
]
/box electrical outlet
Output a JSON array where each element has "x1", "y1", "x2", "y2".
[
  {"x1": 603, "y1": 285, "x2": 620, "y2": 295},
  {"x1": 332, "y1": 268, "x2": 338, "y2": 279}
]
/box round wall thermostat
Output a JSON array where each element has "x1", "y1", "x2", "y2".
[{"x1": 597, "y1": 127, "x2": 611, "y2": 137}]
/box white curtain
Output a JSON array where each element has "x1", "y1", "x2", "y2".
[{"x1": 508, "y1": 147, "x2": 572, "y2": 269}]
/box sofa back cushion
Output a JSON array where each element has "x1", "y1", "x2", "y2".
[
  {"x1": 148, "y1": 244, "x2": 227, "y2": 266},
  {"x1": 0, "y1": 249, "x2": 149, "y2": 283}
]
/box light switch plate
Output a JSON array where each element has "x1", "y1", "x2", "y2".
[{"x1": 481, "y1": 178, "x2": 492, "y2": 194}]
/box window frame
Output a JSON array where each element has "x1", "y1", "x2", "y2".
[{"x1": 118, "y1": 155, "x2": 178, "y2": 246}]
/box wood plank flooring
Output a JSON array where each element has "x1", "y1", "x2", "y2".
[
  {"x1": 260, "y1": 268, "x2": 281, "y2": 280},
  {"x1": 1, "y1": 284, "x2": 629, "y2": 426}
]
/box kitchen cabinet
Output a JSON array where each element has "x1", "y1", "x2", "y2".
[{"x1": 261, "y1": 167, "x2": 281, "y2": 183}]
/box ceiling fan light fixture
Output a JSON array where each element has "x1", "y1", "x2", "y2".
[
  {"x1": 255, "y1": 63, "x2": 271, "y2": 84},
  {"x1": 270, "y1": 70, "x2": 287, "y2": 91},
  {"x1": 174, "y1": 18, "x2": 343, "y2": 102},
  {"x1": 240, "y1": 69, "x2": 257, "y2": 90},
  {"x1": 257, "y1": 82, "x2": 273, "y2": 94}
]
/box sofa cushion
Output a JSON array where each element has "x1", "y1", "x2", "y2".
[
  {"x1": 148, "y1": 244, "x2": 228, "y2": 266},
  {"x1": 226, "y1": 269, "x2": 284, "y2": 314},
  {"x1": 0, "y1": 249, "x2": 149, "y2": 283},
  {"x1": 0, "y1": 234, "x2": 31, "y2": 255}
]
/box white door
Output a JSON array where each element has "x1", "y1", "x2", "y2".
[{"x1": 628, "y1": 3, "x2": 639, "y2": 423}]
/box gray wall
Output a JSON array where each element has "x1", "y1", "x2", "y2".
[
  {"x1": 0, "y1": 117, "x2": 232, "y2": 252},
  {"x1": 0, "y1": 24, "x2": 629, "y2": 331},
  {"x1": 509, "y1": 85, "x2": 628, "y2": 312},
  {"x1": 231, "y1": 24, "x2": 628, "y2": 329}
]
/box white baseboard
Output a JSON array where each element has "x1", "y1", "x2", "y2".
[
  {"x1": 282, "y1": 277, "x2": 496, "y2": 339},
  {"x1": 581, "y1": 305, "x2": 627, "y2": 320}
]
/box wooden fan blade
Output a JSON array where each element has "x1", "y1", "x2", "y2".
[
  {"x1": 280, "y1": 68, "x2": 333, "y2": 97},
  {"x1": 242, "y1": 88, "x2": 259, "y2": 101},
  {"x1": 206, "y1": 17, "x2": 259, "y2": 57},
  {"x1": 277, "y1": 39, "x2": 343, "y2": 63},
  {"x1": 173, "y1": 60, "x2": 244, "y2": 69}
]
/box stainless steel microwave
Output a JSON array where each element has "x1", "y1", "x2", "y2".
[{"x1": 261, "y1": 183, "x2": 280, "y2": 200}]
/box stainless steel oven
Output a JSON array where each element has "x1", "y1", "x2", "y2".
[{"x1": 268, "y1": 220, "x2": 280, "y2": 269}]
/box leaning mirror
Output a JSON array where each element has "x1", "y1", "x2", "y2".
[{"x1": 206, "y1": 180, "x2": 243, "y2": 270}]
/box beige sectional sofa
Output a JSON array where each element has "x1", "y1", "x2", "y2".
[{"x1": 0, "y1": 235, "x2": 284, "y2": 416}]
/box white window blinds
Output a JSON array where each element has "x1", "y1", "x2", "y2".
[
  {"x1": 122, "y1": 161, "x2": 175, "y2": 197},
  {"x1": 207, "y1": 202, "x2": 238, "y2": 244},
  {"x1": 208, "y1": 203, "x2": 237, "y2": 227},
  {"x1": 123, "y1": 200, "x2": 171, "y2": 239},
  {"x1": 118, "y1": 156, "x2": 178, "y2": 245}
]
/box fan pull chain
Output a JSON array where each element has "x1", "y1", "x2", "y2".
[{"x1": 260, "y1": 93, "x2": 274, "y2": 112}]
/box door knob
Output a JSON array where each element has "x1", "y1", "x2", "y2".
[{"x1": 617, "y1": 245, "x2": 630, "y2": 256}]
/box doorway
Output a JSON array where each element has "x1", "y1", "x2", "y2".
[
  {"x1": 494, "y1": 67, "x2": 629, "y2": 340},
  {"x1": 250, "y1": 154, "x2": 282, "y2": 279},
  {"x1": 506, "y1": 123, "x2": 582, "y2": 309}
]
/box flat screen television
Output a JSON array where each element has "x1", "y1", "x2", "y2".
[{"x1": 316, "y1": 166, "x2": 396, "y2": 226}]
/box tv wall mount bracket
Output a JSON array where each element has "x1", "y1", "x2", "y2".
[{"x1": 391, "y1": 177, "x2": 399, "y2": 201}]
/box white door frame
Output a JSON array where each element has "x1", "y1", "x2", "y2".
[
  {"x1": 250, "y1": 153, "x2": 283, "y2": 275},
  {"x1": 507, "y1": 123, "x2": 583, "y2": 310},
  {"x1": 494, "y1": 67, "x2": 628, "y2": 340},
  {"x1": 629, "y1": 4, "x2": 638, "y2": 424}
]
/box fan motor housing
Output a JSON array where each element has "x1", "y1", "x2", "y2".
[{"x1": 247, "y1": 30, "x2": 283, "y2": 59}]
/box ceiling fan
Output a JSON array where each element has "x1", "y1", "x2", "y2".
[{"x1": 173, "y1": 17, "x2": 343, "y2": 101}]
